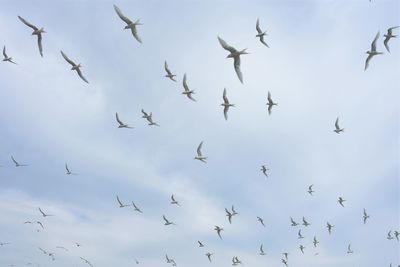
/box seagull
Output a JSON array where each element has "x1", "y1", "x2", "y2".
[
  {"x1": 383, "y1": 26, "x2": 399, "y2": 53},
  {"x1": 198, "y1": 241, "x2": 204, "y2": 247},
  {"x1": 170, "y1": 195, "x2": 180, "y2": 206},
  {"x1": 257, "y1": 216, "x2": 265, "y2": 227},
  {"x1": 302, "y1": 217, "x2": 310, "y2": 227},
  {"x1": 60, "y1": 51, "x2": 89, "y2": 83},
  {"x1": 266, "y1": 91, "x2": 277, "y2": 115},
  {"x1": 214, "y1": 226, "x2": 223, "y2": 239},
  {"x1": 255, "y1": 19, "x2": 269, "y2": 47},
  {"x1": 205, "y1": 252, "x2": 213, "y2": 262},
  {"x1": 281, "y1": 258, "x2": 288, "y2": 267},
  {"x1": 334, "y1": 117, "x2": 344, "y2": 133},
  {"x1": 182, "y1": 73, "x2": 196, "y2": 101},
  {"x1": 326, "y1": 222, "x2": 334, "y2": 235},
  {"x1": 65, "y1": 163, "x2": 77, "y2": 175},
  {"x1": 132, "y1": 202, "x2": 143, "y2": 213},
  {"x1": 194, "y1": 141, "x2": 207, "y2": 163},
  {"x1": 217, "y1": 36, "x2": 248, "y2": 84},
  {"x1": 394, "y1": 231, "x2": 399, "y2": 241},
  {"x1": 298, "y1": 229, "x2": 304, "y2": 239},
  {"x1": 225, "y1": 208, "x2": 233, "y2": 224},
  {"x1": 116, "y1": 112, "x2": 133, "y2": 128},
  {"x1": 18, "y1": 16, "x2": 45, "y2": 57},
  {"x1": 11, "y1": 156, "x2": 28, "y2": 167},
  {"x1": 290, "y1": 217, "x2": 299, "y2": 226},
  {"x1": 313, "y1": 236, "x2": 319, "y2": 247},
  {"x1": 259, "y1": 244, "x2": 266, "y2": 255},
  {"x1": 164, "y1": 61, "x2": 176, "y2": 81},
  {"x1": 347, "y1": 244, "x2": 353, "y2": 254},
  {"x1": 260, "y1": 165, "x2": 269, "y2": 177},
  {"x1": 80, "y1": 257, "x2": 94, "y2": 267},
  {"x1": 116, "y1": 196, "x2": 130, "y2": 208},
  {"x1": 363, "y1": 208, "x2": 370, "y2": 224},
  {"x1": 338, "y1": 197, "x2": 346, "y2": 207},
  {"x1": 2, "y1": 46, "x2": 17, "y2": 64},
  {"x1": 365, "y1": 31, "x2": 383, "y2": 71},
  {"x1": 113, "y1": 4, "x2": 142, "y2": 43},
  {"x1": 163, "y1": 215, "x2": 175, "y2": 226},
  {"x1": 221, "y1": 88, "x2": 235, "y2": 120},
  {"x1": 299, "y1": 245, "x2": 305, "y2": 254},
  {"x1": 38, "y1": 208, "x2": 52, "y2": 217},
  {"x1": 307, "y1": 184, "x2": 314, "y2": 195},
  {"x1": 387, "y1": 230, "x2": 394, "y2": 240}
]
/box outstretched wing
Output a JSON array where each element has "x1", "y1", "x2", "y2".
[
  {"x1": 256, "y1": 18, "x2": 262, "y2": 34},
  {"x1": 18, "y1": 16, "x2": 38, "y2": 30},
  {"x1": 233, "y1": 56, "x2": 243, "y2": 83},
  {"x1": 60, "y1": 51, "x2": 76, "y2": 66},
  {"x1": 197, "y1": 141, "x2": 203, "y2": 157},
  {"x1": 76, "y1": 68, "x2": 89, "y2": 83},
  {"x1": 182, "y1": 73, "x2": 189, "y2": 92},
  {"x1": 130, "y1": 26, "x2": 142, "y2": 43},
  {"x1": 218, "y1": 36, "x2": 237, "y2": 53},
  {"x1": 113, "y1": 4, "x2": 132, "y2": 25},
  {"x1": 371, "y1": 31, "x2": 380, "y2": 52}
]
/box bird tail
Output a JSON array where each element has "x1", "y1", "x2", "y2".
[{"x1": 239, "y1": 49, "x2": 249, "y2": 55}]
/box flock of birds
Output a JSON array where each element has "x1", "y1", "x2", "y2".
[{"x1": 1, "y1": 2, "x2": 399, "y2": 267}]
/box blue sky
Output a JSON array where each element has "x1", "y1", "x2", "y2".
[{"x1": 0, "y1": 0, "x2": 399, "y2": 266}]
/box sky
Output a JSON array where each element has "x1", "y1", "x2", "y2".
[{"x1": 0, "y1": 0, "x2": 399, "y2": 266}]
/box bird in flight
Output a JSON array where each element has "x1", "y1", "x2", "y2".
[
  {"x1": 194, "y1": 141, "x2": 207, "y2": 163},
  {"x1": 60, "y1": 51, "x2": 89, "y2": 83},
  {"x1": 260, "y1": 165, "x2": 269, "y2": 177},
  {"x1": 365, "y1": 31, "x2": 383, "y2": 71},
  {"x1": 65, "y1": 163, "x2": 77, "y2": 175},
  {"x1": 38, "y1": 208, "x2": 52, "y2": 217},
  {"x1": 290, "y1": 217, "x2": 299, "y2": 226},
  {"x1": 299, "y1": 245, "x2": 305, "y2": 254},
  {"x1": 326, "y1": 222, "x2": 334, "y2": 235},
  {"x1": 282, "y1": 252, "x2": 289, "y2": 261},
  {"x1": 214, "y1": 225, "x2": 223, "y2": 239},
  {"x1": 0, "y1": 242, "x2": 10, "y2": 246},
  {"x1": 182, "y1": 73, "x2": 196, "y2": 101},
  {"x1": 116, "y1": 113, "x2": 133, "y2": 128},
  {"x1": 259, "y1": 244, "x2": 266, "y2": 255},
  {"x1": 347, "y1": 244, "x2": 354, "y2": 254},
  {"x1": 18, "y1": 16, "x2": 45, "y2": 57},
  {"x1": 281, "y1": 258, "x2": 288, "y2": 267},
  {"x1": 132, "y1": 202, "x2": 143, "y2": 213},
  {"x1": 308, "y1": 184, "x2": 314, "y2": 195},
  {"x1": 198, "y1": 241, "x2": 204, "y2": 247},
  {"x1": 36, "y1": 221, "x2": 44, "y2": 230},
  {"x1": 141, "y1": 110, "x2": 159, "y2": 126},
  {"x1": 2, "y1": 46, "x2": 17, "y2": 64},
  {"x1": 113, "y1": 4, "x2": 142, "y2": 43},
  {"x1": 218, "y1": 36, "x2": 248, "y2": 84},
  {"x1": 298, "y1": 229, "x2": 304, "y2": 239},
  {"x1": 387, "y1": 230, "x2": 394, "y2": 240},
  {"x1": 383, "y1": 26, "x2": 399, "y2": 53},
  {"x1": 80, "y1": 257, "x2": 94, "y2": 267},
  {"x1": 225, "y1": 208, "x2": 233, "y2": 224},
  {"x1": 255, "y1": 19, "x2": 269, "y2": 47},
  {"x1": 205, "y1": 252, "x2": 213, "y2": 262},
  {"x1": 334, "y1": 117, "x2": 344, "y2": 134},
  {"x1": 363, "y1": 208, "x2": 370, "y2": 224},
  {"x1": 11, "y1": 156, "x2": 28, "y2": 167},
  {"x1": 163, "y1": 215, "x2": 175, "y2": 226},
  {"x1": 164, "y1": 61, "x2": 176, "y2": 81},
  {"x1": 394, "y1": 231, "x2": 399, "y2": 241},
  {"x1": 257, "y1": 216, "x2": 265, "y2": 227},
  {"x1": 232, "y1": 256, "x2": 243, "y2": 265},
  {"x1": 170, "y1": 195, "x2": 180, "y2": 206},
  {"x1": 302, "y1": 217, "x2": 310, "y2": 227},
  {"x1": 116, "y1": 196, "x2": 130, "y2": 208},
  {"x1": 221, "y1": 88, "x2": 235, "y2": 120},
  {"x1": 266, "y1": 91, "x2": 277, "y2": 115},
  {"x1": 313, "y1": 236, "x2": 319, "y2": 247},
  {"x1": 338, "y1": 197, "x2": 346, "y2": 207}
]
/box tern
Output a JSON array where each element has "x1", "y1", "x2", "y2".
[
  {"x1": 182, "y1": 73, "x2": 196, "y2": 101},
  {"x1": 298, "y1": 229, "x2": 304, "y2": 239},
  {"x1": 365, "y1": 31, "x2": 383, "y2": 71},
  {"x1": 307, "y1": 184, "x2": 314, "y2": 195},
  {"x1": 257, "y1": 216, "x2": 265, "y2": 227},
  {"x1": 194, "y1": 141, "x2": 207, "y2": 163},
  {"x1": 290, "y1": 217, "x2": 299, "y2": 226},
  {"x1": 347, "y1": 244, "x2": 353, "y2": 254},
  {"x1": 205, "y1": 252, "x2": 213, "y2": 262},
  {"x1": 221, "y1": 88, "x2": 235, "y2": 120},
  {"x1": 260, "y1": 165, "x2": 269, "y2": 177},
  {"x1": 141, "y1": 110, "x2": 159, "y2": 126},
  {"x1": 75, "y1": 242, "x2": 81, "y2": 247},
  {"x1": 299, "y1": 245, "x2": 305, "y2": 254},
  {"x1": 198, "y1": 241, "x2": 204, "y2": 247},
  {"x1": 231, "y1": 205, "x2": 238, "y2": 215},
  {"x1": 225, "y1": 208, "x2": 233, "y2": 224},
  {"x1": 116, "y1": 113, "x2": 133, "y2": 128},
  {"x1": 394, "y1": 231, "x2": 399, "y2": 241},
  {"x1": 334, "y1": 117, "x2": 344, "y2": 133},
  {"x1": 363, "y1": 208, "x2": 370, "y2": 224},
  {"x1": 218, "y1": 36, "x2": 248, "y2": 84},
  {"x1": 302, "y1": 217, "x2": 310, "y2": 227},
  {"x1": 116, "y1": 196, "x2": 130, "y2": 208},
  {"x1": 163, "y1": 215, "x2": 175, "y2": 226},
  {"x1": 313, "y1": 236, "x2": 319, "y2": 247},
  {"x1": 281, "y1": 258, "x2": 288, "y2": 267},
  {"x1": 232, "y1": 256, "x2": 243, "y2": 265},
  {"x1": 259, "y1": 244, "x2": 266, "y2": 255},
  {"x1": 387, "y1": 230, "x2": 394, "y2": 240},
  {"x1": 266, "y1": 91, "x2": 277, "y2": 115},
  {"x1": 164, "y1": 61, "x2": 176, "y2": 81},
  {"x1": 2, "y1": 46, "x2": 17, "y2": 64},
  {"x1": 338, "y1": 197, "x2": 346, "y2": 207},
  {"x1": 65, "y1": 163, "x2": 77, "y2": 175},
  {"x1": 214, "y1": 226, "x2": 223, "y2": 239},
  {"x1": 132, "y1": 202, "x2": 143, "y2": 213},
  {"x1": 326, "y1": 222, "x2": 334, "y2": 235},
  {"x1": 383, "y1": 26, "x2": 399, "y2": 53},
  {"x1": 170, "y1": 195, "x2": 180, "y2": 206},
  {"x1": 18, "y1": 16, "x2": 45, "y2": 57},
  {"x1": 38, "y1": 208, "x2": 52, "y2": 217},
  {"x1": 60, "y1": 51, "x2": 89, "y2": 83},
  {"x1": 282, "y1": 253, "x2": 289, "y2": 261},
  {"x1": 113, "y1": 4, "x2": 142, "y2": 43},
  {"x1": 11, "y1": 156, "x2": 28, "y2": 167},
  {"x1": 80, "y1": 257, "x2": 94, "y2": 267},
  {"x1": 255, "y1": 19, "x2": 269, "y2": 47}
]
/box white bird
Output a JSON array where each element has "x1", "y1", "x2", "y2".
[
  {"x1": 132, "y1": 202, "x2": 143, "y2": 213},
  {"x1": 383, "y1": 26, "x2": 399, "y2": 53},
  {"x1": 266, "y1": 91, "x2": 277, "y2": 115},
  {"x1": 308, "y1": 184, "x2": 314, "y2": 195},
  {"x1": 256, "y1": 19, "x2": 269, "y2": 47},
  {"x1": 290, "y1": 217, "x2": 299, "y2": 226},
  {"x1": 2, "y1": 46, "x2": 17, "y2": 64},
  {"x1": 257, "y1": 216, "x2": 265, "y2": 227},
  {"x1": 260, "y1": 165, "x2": 269, "y2": 177},
  {"x1": 60, "y1": 51, "x2": 89, "y2": 83},
  {"x1": 11, "y1": 156, "x2": 28, "y2": 167},
  {"x1": 218, "y1": 36, "x2": 248, "y2": 84},
  {"x1": 347, "y1": 244, "x2": 353, "y2": 254},
  {"x1": 338, "y1": 197, "x2": 346, "y2": 207},
  {"x1": 163, "y1": 215, "x2": 175, "y2": 226},
  {"x1": 18, "y1": 16, "x2": 45, "y2": 57},
  {"x1": 363, "y1": 208, "x2": 370, "y2": 224},
  {"x1": 141, "y1": 109, "x2": 159, "y2": 126},
  {"x1": 298, "y1": 229, "x2": 304, "y2": 239},
  {"x1": 170, "y1": 195, "x2": 180, "y2": 206},
  {"x1": 326, "y1": 222, "x2": 334, "y2": 235},
  {"x1": 365, "y1": 31, "x2": 383, "y2": 71},
  {"x1": 334, "y1": 117, "x2": 344, "y2": 133},
  {"x1": 80, "y1": 257, "x2": 94, "y2": 267},
  {"x1": 182, "y1": 73, "x2": 196, "y2": 101},
  {"x1": 113, "y1": 4, "x2": 142, "y2": 43},
  {"x1": 194, "y1": 141, "x2": 207, "y2": 163},
  {"x1": 225, "y1": 208, "x2": 233, "y2": 224},
  {"x1": 259, "y1": 244, "x2": 266, "y2": 255},
  {"x1": 164, "y1": 61, "x2": 176, "y2": 81},
  {"x1": 116, "y1": 196, "x2": 130, "y2": 208},
  {"x1": 205, "y1": 252, "x2": 213, "y2": 263},
  {"x1": 221, "y1": 88, "x2": 235, "y2": 120},
  {"x1": 299, "y1": 245, "x2": 305, "y2": 254},
  {"x1": 116, "y1": 112, "x2": 133, "y2": 128},
  {"x1": 302, "y1": 217, "x2": 310, "y2": 227},
  {"x1": 313, "y1": 236, "x2": 319, "y2": 247},
  {"x1": 198, "y1": 241, "x2": 204, "y2": 247},
  {"x1": 65, "y1": 163, "x2": 77, "y2": 175},
  {"x1": 387, "y1": 230, "x2": 394, "y2": 240},
  {"x1": 38, "y1": 208, "x2": 52, "y2": 217},
  {"x1": 214, "y1": 226, "x2": 223, "y2": 239}
]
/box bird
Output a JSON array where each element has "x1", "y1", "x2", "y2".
[
  {"x1": 298, "y1": 229, "x2": 304, "y2": 239},
  {"x1": 0, "y1": 242, "x2": 10, "y2": 246},
  {"x1": 299, "y1": 245, "x2": 305, "y2": 254},
  {"x1": 302, "y1": 217, "x2": 310, "y2": 227},
  {"x1": 182, "y1": 73, "x2": 196, "y2": 101},
  {"x1": 163, "y1": 215, "x2": 175, "y2": 226},
  {"x1": 116, "y1": 196, "x2": 130, "y2": 208},
  {"x1": 11, "y1": 156, "x2": 28, "y2": 167},
  {"x1": 307, "y1": 184, "x2": 314, "y2": 195},
  {"x1": 257, "y1": 216, "x2": 265, "y2": 227},
  {"x1": 326, "y1": 222, "x2": 334, "y2": 235},
  {"x1": 232, "y1": 256, "x2": 243, "y2": 265},
  {"x1": 194, "y1": 141, "x2": 207, "y2": 163},
  {"x1": 266, "y1": 91, "x2": 277, "y2": 115},
  {"x1": 132, "y1": 202, "x2": 143, "y2": 213},
  {"x1": 2, "y1": 46, "x2": 17, "y2": 64},
  {"x1": 225, "y1": 208, "x2": 233, "y2": 224},
  {"x1": 165, "y1": 254, "x2": 172, "y2": 263},
  {"x1": 113, "y1": 4, "x2": 142, "y2": 43},
  {"x1": 290, "y1": 217, "x2": 299, "y2": 226},
  {"x1": 217, "y1": 36, "x2": 248, "y2": 83},
  {"x1": 80, "y1": 257, "x2": 94, "y2": 267},
  {"x1": 198, "y1": 241, "x2": 204, "y2": 247},
  {"x1": 383, "y1": 26, "x2": 399, "y2": 53},
  {"x1": 260, "y1": 165, "x2": 269, "y2": 177},
  {"x1": 205, "y1": 252, "x2": 213, "y2": 262},
  {"x1": 214, "y1": 226, "x2": 223, "y2": 239},
  {"x1": 38, "y1": 208, "x2": 52, "y2": 217},
  {"x1": 334, "y1": 117, "x2": 344, "y2": 133},
  {"x1": 231, "y1": 205, "x2": 238, "y2": 216},
  {"x1": 365, "y1": 31, "x2": 383, "y2": 71},
  {"x1": 115, "y1": 113, "x2": 133, "y2": 128},
  {"x1": 141, "y1": 110, "x2": 159, "y2": 126},
  {"x1": 259, "y1": 244, "x2": 266, "y2": 255},
  {"x1": 347, "y1": 244, "x2": 353, "y2": 254},
  {"x1": 363, "y1": 208, "x2": 370, "y2": 224},
  {"x1": 170, "y1": 195, "x2": 180, "y2": 206},
  {"x1": 65, "y1": 163, "x2": 77, "y2": 175},
  {"x1": 221, "y1": 88, "x2": 235, "y2": 120},
  {"x1": 313, "y1": 236, "x2": 319, "y2": 247},
  {"x1": 338, "y1": 197, "x2": 346, "y2": 207},
  {"x1": 18, "y1": 16, "x2": 45, "y2": 57},
  {"x1": 282, "y1": 252, "x2": 289, "y2": 261},
  {"x1": 281, "y1": 258, "x2": 288, "y2": 267},
  {"x1": 394, "y1": 231, "x2": 399, "y2": 241},
  {"x1": 255, "y1": 19, "x2": 269, "y2": 47},
  {"x1": 164, "y1": 61, "x2": 176, "y2": 81},
  {"x1": 387, "y1": 230, "x2": 394, "y2": 240},
  {"x1": 60, "y1": 51, "x2": 89, "y2": 83}
]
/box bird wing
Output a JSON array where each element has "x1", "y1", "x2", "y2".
[
  {"x1": 260, "y1": 35, "x2": 269, "y2": 47},
  {"x1": 76, "y1": 68, "x2": 89, "y2": 83},
  {"x1": 18, "y1": 16, "x2": 38, "y2": 30},
  {"x1": 65, "y1": 163, "x2": 70, "y2": 173},
  {"x1": 335, "y1": 118, "x2": 340, "y2": 129},
  {"x1": 371, "y1": 31, "x2": 380, "y2": 52},
  {"x1": 116, "y1": 196, "x2": 123, "y2": 206},
  {"x1": 197, "y1": 142, "x2": 203, "y2": 157},
  {"x1": 11, "y1": 156, "x2": 18, "y2": 165},
  {"x1": 38, "y1": 208, "x2": 45, "y2": 216},
  {"x1": 113, "y1": 4, "x2": 133, "y2": 24},
  {"x1": 217, "y1": 36, "x2": 237, "y2": 53},
  {"x1": 187, "y1": 93, "x2": 196, "y2": 101},
  {"x1": 267, "y1": 91, "x2": 272, "y2": 102},
  {"x1": 233, "y1": 56, "x2": 243, "y2": 83},
  {"x1": 164, "y1": 61, "x2": 172, "y2": 75},
  {"x1": 37, "y1": 34, "x2": 43, "y2": 57},
  {"x1": 256, "y1": 18, "x2": 262, "y2": 34},
  {"x1": 3, "y1": 46, "x2": 6, "y2": 58},
  {"x1": 223, "y1": 106, "x2": 229, "y2": 120},
  {"x1": 163, "y1": 215, "x2": 168, "y2": 223},
  {"x1": 130, "y1": 26, "x2": 142, "y2": 43},
  {"x1": 182, "y1": 73, "x2": 189, "y2": 92},
  {"x1": 388, "y1": 26, "x2": 399, "y2": 34},
  {"x1": 268, "y1": 104, "x2": 272, "y2": 115},
  {"x1": 364, "y1": 53, "x2": 373, "y2": 71},
  {"x1": 223, "y1": 88, "x2": 229, "y2": 104},
  {"x1": 60, "y1": 51, "x2": 76, "y2": 66},
  {"x1": 36, "y1": 221, "x2": 44, "y2": 229},
  {"x1": 115, "y1": 113, "x2": 124, "y2": 125},
  {"x1": 383, "y1": 36, "x2": 391, "y2": 53}
]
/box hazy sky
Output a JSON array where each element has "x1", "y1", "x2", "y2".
[{"x1": 0, "y1": 0, "x2": 399, "y2": 267}]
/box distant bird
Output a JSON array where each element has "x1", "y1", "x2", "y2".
[
  {"x1": 257, "y1": 216, "x2": 265, "y2": 227},
  {"x1": 363, "y1": 209, "x2": 370, "y2": 224},
  {"x1": 218, "y1": 36, "x2": 248, "y2": 84},
  {"x1": 80, "y1": 257, "x2": 94, "y2": 267},
  {"x1": 116, "y1": 196, "x2": 130, "y2": 208},
  {"x1": 115, "y1": 113, "x2": 133, "y2": 128},
  {"x1": 163, "y1": 215, "x2": 175, "y2": 226},
  {"x1": 170, "y1": 195, "x2": 180, "y2": 206},
  {"x1": 387, "y1": 230, "x2": 394, "y2": 240},
  {"x1": 165, "y1": 254, "x2": 172, "y2": 263},
  {"x1": 302, "y1": 217, "x2": 310, "y2": 227},
  {"x1": 290, "y1": 217, "x2": 299, "y2": 226},
  {"x1": 365, "y1": 31, "x2": 383, "y2": 71},
  {"x1": 255, "y1": 19, "x2": 269, "y2": 47},
  {"x1": 281, "y1": 258, "x2": 288, "y2": 267},
  {"x1": 282, "y1": 252, "x2": 289, "y2": 261},
  {"x1": 347, "y1": 244, "x2": 353, "y2": 254},
  {"x1": 18, "y1": 16, "x2": 45, "y2": 57},
  {"x1": 221, "y1": 88, "x2": 235, "y2": 120},
  {"x1": 326, "y1": 222, "x2": 334, "y2": 235},
  {"x1": 36, "y1": 221, "x2": 44, "y2": 229},
  {"x1": 259, "y1": 244, "x2": 266, "y2": 255},
  {"x1": 266, "y1": 91, "x2": 277, "y2": 115},
  {"x1": 214, "y1": 226, "x2": 223, "y2": 239},
  {"x1": 307, "y1": 185, "x2": 314, "y2": 195},
  {"x1": 231, "y1": 205, "x2": 238, "y2": 216},
  {"x1": 65, "y1": 163, "x2": 77, "y2": 175},
  {"x1": 225, "y1": 208, "x2": 233, "y2": 224},
  {"x1": 260, "y1": 165, "x2": 269, "y2": 177},
  {"x1": 11, "y1": 156, "x2": 28, "y2": 167},
  {"x1": 39, "y1": 247, "x2": 47, "y2": 254},
  {"x1": 232, "y1": 256, "x2": 243, "y2": 265},
  {"x1": 113, "y1": 4, "x2": 142, "y2": 43},
  {"x1": 313, "y1": 236, "x2": 319, "y2": 247},
  {"x1": 164, "y1": 61, "x2": 176, "y2": 81},
  {"x1": 299, "y1": 245, "x2": 305, "y2": 254},
  {"x1": 298, "y1": 229, "x2": 304, "y2": 239},
  {"x1": 0, "y1": 242, "x2": 10, "y2": 246},
  {"x1": 38, "y1": 208, "x2": 52, "y2": 217},
  {"x1": 334, "y1": 118, "x2": 344, "y2": 133},
  {"x1": 2, "y1": 46, "x2": 17, "y2": 64},
  {"x1": 182, "y1": 73, "x2": 196, "y2": 101},
  {"x1": 132, "y1": 202, "x2": 143, "y2": 213},
  {"x1": 60, "y1": 51, "x2": 89, "y2": 83},
  {"x1": 205, "y1": 252, "x2": 213, "y2": 262},
  {"x1": 141, "y1": 110, "x2": 159, "y2": 126},
  {"x1": 338, "y1": 197, "x2": 346, "y2": 207},
  {"x1": 394, "y1": 231, "x2": 399, "y2": 241},
  {"x1": 194, "y1": 141, "x2": 207, "y2": 163},
  {"x1": 383, "y1": 26, "x2": 399, "y2": 53},
  {"x1": 198, "y1": 241, "x2": 204, "y2": 247}
]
